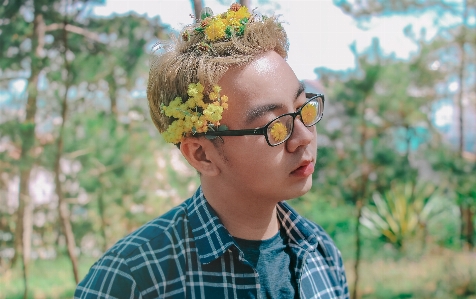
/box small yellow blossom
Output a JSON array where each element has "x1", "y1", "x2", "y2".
[
  {"x1": 226, "y1": 6, "x2": 250, "y2": 27},
  {"x1": 209, "y1": 92, "x2": 218, "y2": 100},
  {"x1": 203, "y1": 104, "x2": 224, "y2": 123},
  {"x1": 301, "y1": 103, "x2": 317, "y2": 125},
  {"x1": 270, "y1": 122, "x2": 288, "y2": 143},
  {"x1": 188, "y1": 82, "x2": 204, "y2": 97},
  {"x1": 235, "y1": 6, "x2": 251, "y2": 21},
  {"x1": 205, "y1": 18, "x2": 226, "y2": 41},
  {"x1": 213, "y1": 85, "x2": 222, "y2": 93}
]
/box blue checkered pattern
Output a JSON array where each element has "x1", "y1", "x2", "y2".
[{"x1": 75, "y1": 187, "x2": 349, "y2": 298}]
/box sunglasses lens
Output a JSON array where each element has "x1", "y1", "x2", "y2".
[
  {"x1": 267, "y1": 115, "x2": 293, "y2": 145},
  {"x1": 301, "y1": 98, "x2": 321, "y2": 126}
]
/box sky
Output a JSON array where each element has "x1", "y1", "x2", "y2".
[{"x1": 92, "y1": 0, "x2": 440, "y2": 80}]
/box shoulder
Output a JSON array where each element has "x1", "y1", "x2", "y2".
[
  {"x1": 75, "y1": 200, "x2": 192, "y2": 298},
  {"x1": 108, "y1": 199, "x2": 190, "y2": 259},
  {"x1": 301, "y1": 218, "x2": 338, "y2": 250},
  {"x1": 299, "y1": 215, "x2": 349, "y2": 296}
]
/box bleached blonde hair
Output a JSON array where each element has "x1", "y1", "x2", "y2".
[{"x1": 147, "y1": 12, "x2": 289, "y2": 133}]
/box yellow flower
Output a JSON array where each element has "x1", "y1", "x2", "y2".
[
  {"x1": 220, "y1": 94, "x2": 228, "y2": 109},
  {"x1": 226, "y1": 6, "x2": 250, "y2": 27},
  {"x1": 226, "y1": 11, "x2": 240, "y2": 27},
  {"x1": 209, "y1": 92, "x2": 218, "y2": 100},
  {"x1": 197, "y1": 82, "x2": 204, "y2": 93},
  {"x1": 235, "y1": 6, "x2": 251, "y2": 20},
  {"x1": 301, "y1": 103, "x2": 317, "y2": 125},
  {"x1": 203, "y1": 104, "x2": 224, "y2": 123},
  {"x1": 188, "y1": 82, "x2": 204, "y2": 97},
  {"x1": 205, "y1": 18, "x2": 226, "y2": 41},
  {"x1": 213, "y1": 85, "x2": 221, "y2": 93},
  {"x1": 270, "y1": 122, "x2": 288, "y2": 143},
  {"x1": 164, "y1": 119, "x2": 186, "y2": 144},
  {"x1": 185, "y1": 97, "x2": 197, "y2": 109},
  {"x1": 187, "y1": 85, "x2": 197, "y2": 97},
  {"x1": 195, "y1": 96, "x2": 207, "y2": 109},
  {"x1": 160, "y1": 82, "x2": 229, "y2": 144}
]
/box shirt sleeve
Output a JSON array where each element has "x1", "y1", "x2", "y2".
[
  {"x1": 337, "y1": 250, "x2": 350, "y2": 298},
  {"x1": 74, "y1": 254, "x2": 142, "y2": 299}
]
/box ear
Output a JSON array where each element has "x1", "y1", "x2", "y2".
[{"x1": 180, "y1": 137, "x2": 221, "y2": 176}]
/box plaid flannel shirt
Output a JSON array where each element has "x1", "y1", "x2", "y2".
[{"x1": 75, "y1": 187, "x2": 349, "y2": 299}]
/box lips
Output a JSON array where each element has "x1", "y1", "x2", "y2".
[{"x1": 291, "y1": 161, "x2": 314, "y2": 177}]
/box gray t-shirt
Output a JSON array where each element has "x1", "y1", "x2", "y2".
[{"x1": 234, "y1": 228, "x2": 298, "y2": 299}]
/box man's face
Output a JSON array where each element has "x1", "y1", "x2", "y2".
[{"x1": 212, "y1": 51, "x2": 318, "y2": 203}]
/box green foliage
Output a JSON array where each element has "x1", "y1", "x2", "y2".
[{"x1": 360, "y1": 181, "x2": 450, "y2": 251}]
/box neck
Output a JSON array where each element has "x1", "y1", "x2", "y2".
[{"x1": 201, "y1": 181, "x2": 280, "y2": 240}]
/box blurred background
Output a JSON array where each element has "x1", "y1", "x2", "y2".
[{"x1": 1, "y1": 0, "x2": 475, "y2": 298}]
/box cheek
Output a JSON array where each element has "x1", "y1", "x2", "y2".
[
  {"x1": 224, "y1": 139, "x2": 284, "y2": 172},
  {"x1": 222, "y1": 137, "x2": 266, "y2": 160}
]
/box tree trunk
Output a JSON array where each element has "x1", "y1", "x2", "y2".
[
  {"x1": 97, "y1": 187, "x2": 108, "y2": 252},
  {"x1": 13, "y1": 8, "x2": 45, "y2": 298},
  {"x1": 457, "y1": 0, "x2": 473, "y2": 250},
  {"x1": 466, "y1": 207, "x2": 474, "y2": 248},
  {"x1": 190, "y1": 0, "x2": 203, "y2": 22},
  {"x1": 106, "y1": 74, "x2": 118, "y2": 117},
  {"x1": 18, "y1": 174, "x2": 33, "y2": 299},
  {"x1": 460, "y1": 203, "x2": 474, "y2": 250},
  {"x1": 53, "y1": 13, "x2": 80, "y2": 284},
  {"x1": 352, "y1": 199, "x2": 363, "y2": 299},
  {"x1": 352, "y1": 95, "x2": 371, "y2": 299},
  {"x1": 457, "y1": 0, "x2": 467, "y2": 157},
  {"x1": 240, "y1": 0, "x2": 251, "y2": 8}
]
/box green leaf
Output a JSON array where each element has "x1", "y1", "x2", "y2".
[
  {"x1": 225, "y1": 26, "x2": 233, "y2": 38},
  {"x1": 237, "y1": 25, "x2": 245, "y2": 36},
  {"x1": 200, "y1": 7, "x2": 214, "y2": 20}
]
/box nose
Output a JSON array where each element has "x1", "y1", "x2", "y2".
[{"x1": 285, "y1": 117, "x2": 315, "y2": 152}]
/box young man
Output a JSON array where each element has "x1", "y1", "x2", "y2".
[{"x1": 75, "y1": 4, "x2": 348, "y2": 299}]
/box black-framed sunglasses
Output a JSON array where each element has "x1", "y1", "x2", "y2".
[{"x1": 197, "y1": 93, "x2": 325, "y2": 146}]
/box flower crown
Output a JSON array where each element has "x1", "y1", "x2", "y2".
[
  {"x1": 184, "y1": 3, "x2": 253, "y2": 44},
  {"x1": 160, "y1": 83, "x2": 228, "y2": 144}
]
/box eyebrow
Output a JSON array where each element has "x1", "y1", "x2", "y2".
[
  {"x1": 244, "y1": 82, "x2": 307, "y2": 125},
  {"x1": 296, "y1": 81, "x2": 306, "y2": 99}
]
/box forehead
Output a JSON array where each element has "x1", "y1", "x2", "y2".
[{"x1": 218, "y1": 51, "x2": 301, "y2": 125}]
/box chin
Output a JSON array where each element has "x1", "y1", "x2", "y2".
[{"x1": 282, "y1": 177, "x2": 313, "y2": 200}]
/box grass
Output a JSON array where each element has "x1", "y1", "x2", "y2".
[
  {"x1": 0, "y1": 256, "x2": 96, "y2": 299},
  {"x1": 346, "y1": 249, "x2": 476, "y2": 299},
  {"x1": 1, "y1": 250, "x2": 475, "y2": 298}
]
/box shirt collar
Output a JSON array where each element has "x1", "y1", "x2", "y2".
[
  {"x1": 186, "y1": 186, "x2": 319, "y2": 264},
  {"x1": 276, "y1": 201, "x2": 319, "y2": 252},
  {"x1": 186, "y1": 187, "x2": 235, "y2": 264}
]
